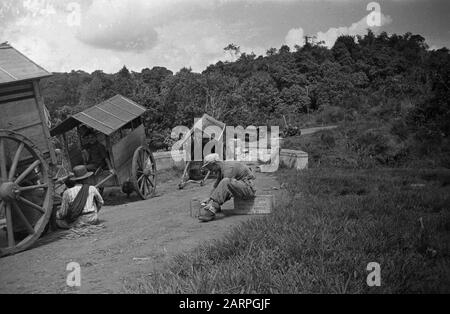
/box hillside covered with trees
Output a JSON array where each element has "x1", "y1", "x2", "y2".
[{"x1": 41, "y1": 30, "x2": 450, "y2": 168}]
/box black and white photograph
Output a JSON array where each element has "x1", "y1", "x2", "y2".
[{"x1": 0, "y1": 0, "x2": 449, "y2": 299}]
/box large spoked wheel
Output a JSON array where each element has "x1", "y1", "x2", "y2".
[
  {"x1": 131, "y1": 146, "x2": 156, "y2": 200},
  {"x1": 0, "y1": 130, "x2": 53, "y2": 257}
]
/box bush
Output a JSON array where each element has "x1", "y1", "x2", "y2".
[
  {"x1": 390, "y1": 118, "x2": 410, "y2": 140},
  {"x1": 317, "y1": 106, "x2": 345, "y2": 124},
  {"x1": 352, "y1": 129, "x2": 407, "y2": 166}
]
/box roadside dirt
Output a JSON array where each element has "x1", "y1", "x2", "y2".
[{"x1": 0, "y1": 173, "x2": 279, "y2": 294}]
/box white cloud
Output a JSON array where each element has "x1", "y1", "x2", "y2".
[
  {"x1": 76, "y1": 0, "x2": 193, "y2": 51},
  {"x1": 316, "y1": 13, "x2": 392, "y2": 47},
  {"x1": 151, "y1": 19, "x2": 228, "y2": 71},
  {"x1": 285, "y1": 12, "x2": 392, "y2": 49},
  {"x1": 285, "y1": 27, "x2": 304, "y2": 49},
  {"x1": 5, "y1": 11, "x2": 124, "y2": 73},
  {"x1": 1, "y1": 0, "x2": 398, "y2": 74},
  {"x1": 0, "y1": 0, "x2": 275, "y2": 73},
  {"x1": 0, "y1": 0, "x2": 222, "y2": 72}
]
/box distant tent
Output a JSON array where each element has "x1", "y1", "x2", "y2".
[{"x1": 177, "y1": 114, "x2": 226, "y2": 161}]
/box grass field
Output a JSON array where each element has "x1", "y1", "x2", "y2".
[{"x1": 126, "y1": 167, "x2": 450, "y2": 293}]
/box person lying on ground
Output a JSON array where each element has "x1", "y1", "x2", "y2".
[
  {"x1": 55, "y1": 165, "x2": 104, "y2": 229},
  {"x1": 198, "y1": 153, "x2": 256, "y2": 222}
]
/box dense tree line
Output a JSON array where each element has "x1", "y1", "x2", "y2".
[{"x1": 40, "y1": 30, "x2": 449, "y2": 165}]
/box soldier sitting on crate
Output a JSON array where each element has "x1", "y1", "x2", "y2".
[
  {"x1": 55, "y1": 165, "x2": 104, "y2": 229},
  {"x1": 199, "y1": 153, "x2": 256, "y2": 222},
  {"x1": 81, "y1": 132, "x2": 114, "y2": 175}
]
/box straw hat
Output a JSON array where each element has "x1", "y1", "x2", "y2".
[{"x1": 71, "y1": 165, "x2": 93, "y2": 181}]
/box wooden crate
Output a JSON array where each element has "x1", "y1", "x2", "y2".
[
  {"x1": 190, "y1": 198, "x2": 203, "y2": 218},
  {"x1": 280, "y1": 149, "x2": 308, "y2": 170},
  {"x1": 190, "y1": 195, "x2": 274, "y2": 218},
  {"x1": 233, "y1": 195, "x2": 274, "y2": 215}
]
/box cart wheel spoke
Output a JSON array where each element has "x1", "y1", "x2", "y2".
[
  {"x1": 0, "y1": 138, "x2": 7, "y2": 181},
  {"x1": 17, "y1": 196, "x2": 45, "y2": 215},
  {"x1": 139, "y1": 178, "x2": 145, "y2": 193},
  {"x1": 11, "y1": 201, "x2": 35, "y2": 235},
  {"x1": 17, "y1": 183, "x2": 48, "y2": 192},
  {"x1": 141, "y1": 180, "x2": 147, "y2": 195},
  {"x1": 138, "y1": 152, "x2": 144, "y2": 169},
  {"x1": 132, "y1": 146, "x2": 156, "y2": 200},
  {"x1": 0, "y1": 130, "x2": 53, "y2": 257},
  {"x1": 14, "y1": 160, "x2": 40, "y2": 185},
  {"x1": 0, "y1": 201, "x2": 4, "y2": 232},
  {"x1": 140, "y1": 151, "x2": 146, "y2": 169},
  {"x1": 147, "y1": 176, "x2": 154, "y2": 187},
  {"x1": 143, "y1": 157, "x2": 149, "y2": 170},
  {"x1": 145, "y1": 179, "x2": 151, "y2": 194},
  {"x1": 138, "y1": 152, "x2": 143, "y2": 168},
  {"x1": 8, "y1": 142, "x2": 24, "y2": 180},
  {"x1": 5, "y1": 203, "x2": 15, "y2": 247}
]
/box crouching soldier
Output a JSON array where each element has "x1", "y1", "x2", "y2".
[
  {"x1": 55, "y1": 165, "x2": 104, "y2": 229},
  {"x1": 199, "y1": 153, "x2": 256, "y2": 222}
]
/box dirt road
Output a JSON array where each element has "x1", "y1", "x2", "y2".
[{"x1": 0, "y1": 173, "x2": 279, "y2": 294}]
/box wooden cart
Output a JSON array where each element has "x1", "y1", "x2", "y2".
[
  {"x1": 0, "y1": 44, "x2": 157, "y2": 257},
  {"x1": 0, "y1": 43, "x2": 56, "y2": 257},
  {"x1": 50, "y1": 94, "x2": 157, "y2": 200}
]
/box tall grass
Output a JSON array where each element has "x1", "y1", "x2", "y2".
[{"x1": 125, "y1": 168, "x2": 450, "y2": 293}]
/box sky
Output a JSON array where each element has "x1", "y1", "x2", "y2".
[{"x1": 1, "y1": 0, "x2": 449, "y2": 74}]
